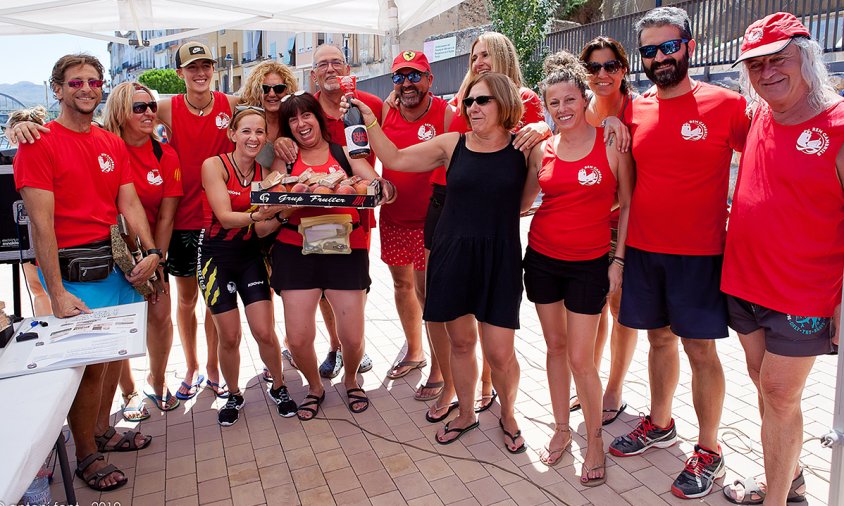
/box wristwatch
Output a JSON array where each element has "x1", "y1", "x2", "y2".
[{"x1": 145, "y1": 248, "x2": 163, "y2": 257}]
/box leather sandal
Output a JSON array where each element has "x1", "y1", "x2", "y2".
[{"x1": 75, "y1": 452, "x2": 127, "y2": 491}]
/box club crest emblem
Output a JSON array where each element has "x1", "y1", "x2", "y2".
[
  {"x1": 746, "y1": 27, "x2": 764, "y2": 43},
  {"x1": 98, "y1": 153, "x2": 115, "y2": 173},
  {"x1": 403, "y1": 51, "x2": 416, "y2": 61},
  {"x1": 216, "y1": 112, "x2": 231, "y2": 130},
  {"x1": 417, "y1": 123, "x2": 436, "y2": 141},
  {"x1": 578, "y1": 166, "x2": 602, "y2": 186},
  {"x1": 681, "y1": 120, "x2": 708, "y2": 141},
  {"x1": 147, "y1": 168, "x2": 163, "y2": 186},
  {"x1": 796, "y1": 128, "x2": 829, "y2": 155}
]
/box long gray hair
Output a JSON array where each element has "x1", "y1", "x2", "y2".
[{"x1": 739, "y1": 37, "x2": 837, "y2": 115}]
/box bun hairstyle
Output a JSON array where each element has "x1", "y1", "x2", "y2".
[{"x1": 540, "y1": 51, "x2": 589, "y2": 102}]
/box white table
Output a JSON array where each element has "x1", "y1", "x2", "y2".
[{"x1": 0, "y1": 366, "x2": 83, "y2": 504}]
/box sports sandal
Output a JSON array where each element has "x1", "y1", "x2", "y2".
[
  {"x1": 436, "y1": 420, "x2": 480, "y2": 445},
  {"x1": 144, "y1": 388, "x2": 180, "y2": 412},
  {"x1": 174, "y1": 373, "x2": 204, "y2": 400},
  {"x1": 347, "y1": 387, "x2": 370, "y2": 413},
  {"x1": 540, "y1": 425, "x2": 572, "y2": 467},
  {"x1": 95, "y1": 426, "x2": 152, "y2": 453},
  {"x1": 723, "y1": 470, "x2": 807, "y2": 504},
  {"x1": 474, "y1": 389, "x2": 497, "y2": 413},
  {"x1": 75, "y1": 452, "x2": 127, "y2": 492},
  {"x1": 425, "y1": 401, "x2": 459, "y2": 423},
  {"x1": 499, "y1": 418, "x2": 527, "y2": 454},
  {"x1": 386, "y1": 359, "x2": 427, "y2": 379},
  {"x1": 602, "y1": 400, "x2": 628, "y2": 426},
  {"x1": 121, "y1": 391, "x2": 150, "y2": 422},
  {"x1": 296, "y1": 392, "x2": 326, "y2": 421},
  {"x1": 414, "y1": 381, "x2": 445, "y2": 401}
]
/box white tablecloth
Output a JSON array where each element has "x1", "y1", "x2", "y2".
[{"x1": 0, "y1": 366, "x2": 83, "y2": 504}]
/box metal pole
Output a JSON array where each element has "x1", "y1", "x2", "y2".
[{"x1": 827, "y1": 281, "x2": 844, "y2": 506}]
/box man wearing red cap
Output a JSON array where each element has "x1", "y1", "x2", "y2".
[
  {"x1": 379, "y1": 51, "x2": 456, "y2": 417},
  {"x1": 721, "y1": 12, "x2": 843, "y2": 504}
]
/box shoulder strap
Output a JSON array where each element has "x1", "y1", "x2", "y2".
[
  {"x1": 151, "y1": 138, "x2": 163, "y2": 162},
  {"x1": 328, "y1": 142, "x2": 354, "y2": 177}
]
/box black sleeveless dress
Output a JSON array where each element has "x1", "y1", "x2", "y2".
[{"x1": 423, "y1": 134, "x2": 527, "y2": 329}]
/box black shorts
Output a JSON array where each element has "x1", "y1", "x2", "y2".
[
  {"x1": 269, "y1": 242, "x2": 371, "y2": 292},
  {"x1": 727, "y1": 295, "x2": 834, "y2": 357},
  {"x1": 196, "y1": 247, "x2": 271, "y2": 315},
  {"x1": 523, "y1": 246, "x2": 609, "y2": 314},
  {"x1": 618, "y1": 247, "x2": 728, "y2": 339},
  {"x1": 165, "y1": 229, "x2": 200, "y2": 277},
  {"x1": 423, "y1": 184, "x2": 447, "y2": 250}
]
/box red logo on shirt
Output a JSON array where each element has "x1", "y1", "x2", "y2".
[
  {"x1": 215, "y1": 112, "x2": 231, "y2": 130},
  {"x1": 98, "y1": 153, "x2": 115, "y2": 173},
  {"x1": 681, "y1": 120, "x2": 708, "y2": 141},
  {"x1": 147, "y1": 169, "x2": 163, "y2": 186},
  {"x1": 417, "y1": 123, "x2": 436, "y2": 141},
  {"x1": 578, "y1": 166, "x2": 602, "y2": 186},
  {"x1": 796, "y1": 128, "x2": 829, "y2": 156}
]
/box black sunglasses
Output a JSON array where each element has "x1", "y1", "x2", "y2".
[
  {"x1": 462, "y1": 95, "x2": 495, "y2": 108},
  {"x1": 261, "y1": 83, "x2": 288, "y2": 95},
  {"x1": 132, "y1": 101, "x2": 158, "y2": 114},
  {"x1": 583, "y1": 59, "x2": 623, "y2": 75},
  {"x1": 392, "y1": 71, "x2": 426, "y2": 85},
  {"x1": 638, "y1": 38, "x2": 689, "y2": 59}
]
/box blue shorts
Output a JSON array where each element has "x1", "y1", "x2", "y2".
[
  {"x1": 39, "y1": 267, "x2": 143, "y2": 309},
  {"x1": 618, "y1": 247, "x2": 728, "y2": 339}
]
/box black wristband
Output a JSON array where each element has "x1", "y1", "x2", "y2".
[
  {"x1": 145, "y1": 248, "x2": 162, "y2": 257},
  {"x1": 275, "y1": 213, "x2": 288, "y2": 225}
]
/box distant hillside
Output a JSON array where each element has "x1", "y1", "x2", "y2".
[{"x1": 0, "y1": 81, "x2": 52, "y2": 107}]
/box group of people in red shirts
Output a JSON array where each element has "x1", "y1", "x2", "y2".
[{"x1": 7, "y1": 5, "x2": 843, "y2": 504}]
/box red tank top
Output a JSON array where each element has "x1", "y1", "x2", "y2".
[
  {"x1": 201, "y1": 153, "x2": 257, "y2": 244},
  {"x1": 169, "y1": 91, "x2": 234, "y2": 230},
  {"x1": 380, "y1": 95, "x2": 449, "y2": 228},
  {"x1": 721, "y1": 101, "x2": 844, "y2": 316},
  {"x1": 528, "y1": 129, "x2": 616, "y2": 261},
  {"x1": 277, "y1": 149, "x2": 369, "y2": 249}
]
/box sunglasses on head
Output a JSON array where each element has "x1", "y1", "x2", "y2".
[
  {"x1": 132, "y1": 101, "x2": 158, "y2": 114},
  {"x1": 462, "y1": 95, "x2": 495, "y2": 108},
  {"x1": 638, "y1": 38, "x2": 689, "y2": 59},
  {"x1": 261, "y1": 83, "x2": 288, "y2": 95},
  {"x1": 391, "y1": 71, "x2": 426, "y2": 85},
  {"x1": 65, "y1": 79, "x2": 104, "y2": 89},
  {"x1": 281, "y1": 90, "x2": 307, "y2": 103},
  {"x1": 234, "y1": 105, "x2": 265, "y2": 114},
  {"x1": 583, "y1": 59, "x2": 623, "y2": 75}
]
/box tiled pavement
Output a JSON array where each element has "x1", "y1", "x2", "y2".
[{"x1": 7, "y1": 216, "x2": 838, "y2": 505}]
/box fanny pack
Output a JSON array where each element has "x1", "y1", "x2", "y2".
[
  {"x1": 298, "y1": 214, "x2": 353, "y2": 255},
  {"x1": 58, "y1": 240, "x2": 114, "y2": 282}
]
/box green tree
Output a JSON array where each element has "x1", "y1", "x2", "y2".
[
  {"x1": 488, "y1": 0, "x2": 561, "y2": 89},
  {"x1": 138, "y1": 68, "x2": 186, "y2": 94}
]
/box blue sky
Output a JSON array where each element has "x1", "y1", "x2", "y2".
[{"x1": 0, "y1": 34, "x2": 110, "y2": 84}]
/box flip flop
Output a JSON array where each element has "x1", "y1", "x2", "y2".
[
  {"x1": 281, "y1": 348, "x2": 298, "y2": 370},
  {"x1": 415, "y1": 381, "x2": 445, "y2": 401},
  {"x1": 499, "y1": 418, "x2": 527, "y2": 454},
  {"x1": 386, "y1": 359, "x2": 428, "y2": 379},
  {"x1": 569, "y1": 395, "x2": 581, "y2": 412},
  {"x1": 425, "y1": 401, "x2": 459, "y2": 423},
  {"x1": 474, "y1": 389, "x2": 497, "y2": 413},
  {"x1": 261, "y1": 367, "x2": 273, "y2": 383},
  {"x1": 581, "y1": 457, "x2": 607, "y2": 487},
  {"x1": 602, "y1": 401, "x2": 627, "y2": 426},
  {"x1": 206, "y1": 379, "x2": 229, "y2": 399},
  {"x1": 143, "y1": 389, "x2": 180, "y2": 412},
  {"x1": 436, "y1": 420, "x2": 480, "y2": 445},
  {"x1": 174, "y1": 373, "x2": 204, "y2": 400}
]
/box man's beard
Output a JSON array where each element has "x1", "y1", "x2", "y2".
[
  {"x1": 398, "y1": 87, "x2": 425, "y2": 108},
  {"x1": 644, "y1": 52, "x2": 690, "y2": 89}
]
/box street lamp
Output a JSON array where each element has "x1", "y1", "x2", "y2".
[{"x1": 224, "y1": 53, "x2": 233, "y2": 93}]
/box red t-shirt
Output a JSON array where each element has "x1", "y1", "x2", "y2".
[
  {"x1": 380, "y1": 95, "x2": 449, "y2": 228},
  {"x1": 529, "y1": 130, "x2": 616, "y2": 261},
  {"x1": 277, "y1": 150, "x2": 369, "y2": 250},
  {"x1": 201, "y1": 154, "x2": 259, "y2": 244},
  {"x1": 126, "y1": 140, "x2": 183, "y2": 230},
  {"x1": 436, "y1": 87, "x2": 544, "y2": 186},
  {"x1": 627, "y1": 82, "x2": 749, "y2": 255},
  {"x1": 722, "y1": 101, "x2": 844, "y2": 316},
  {"x1": 14, "y1": 121, "x2": 132, "y2": 249},
  {"x1": 169, "y1": 91, "x2": 234, "y2": 230}
]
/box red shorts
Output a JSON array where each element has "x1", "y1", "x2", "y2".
[{"x1": 379, "y1": 222, "x2": 426, "y2": 271}]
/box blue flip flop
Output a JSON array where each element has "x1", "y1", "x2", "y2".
[
  {"x1": 174, "y1": 374, "x2": 204, "y2": 400},
  {"x1": 206, "y1": 379, "x2": 229, "y2": 399}
]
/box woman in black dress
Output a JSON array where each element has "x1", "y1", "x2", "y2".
[{"x1": 348, "y1": 72, "x2": 544, "y2": 452}]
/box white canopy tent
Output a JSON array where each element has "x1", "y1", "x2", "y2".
[{"x1": 0, "y1": 0, "x2": 463, "y2": 46}]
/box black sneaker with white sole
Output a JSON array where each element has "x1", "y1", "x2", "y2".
[
  {"x1": 218, "y1": 393, "x2": 245, "y2": 426},
  {"x1": 609, "y1": 414, "x2": 678, "y2": 457},
  {"x1": 268, "y1": 384, "x2": 297, "y2": 418},
  {"x1": 671, "y1": 444, "x2": 725, "y2": 499}
]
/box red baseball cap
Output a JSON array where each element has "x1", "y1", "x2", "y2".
[
  {"x1": 392, "y1": 50, "x2": 431, "y2": 73},
  {"x1": 733, "y1": 12, "x2": 810, "y2": 66}
]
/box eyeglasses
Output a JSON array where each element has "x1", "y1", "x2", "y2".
[
  {"x1": 281, "y1": 90, "x2": 307, "y2": 103},
  {"x1": 638, "y1": 39, "x2": 689, "y2": 59},
  {"x1": 261, "y1": 83, "x2": 288, "y2": 95},
  {"x1": 131, "y1": 101, "x2": 158, "y2": 114},
  {"x1": 462, "y1": 95, "x2": 496, "y2": 108},
  {"x1": 234, "y1": 105, "x2": 265, "y2": 113},
  {"x1": 314, "y1": 59, "x2": 345, "y2": 70},
  {"x1": 65, "y1": 79, "x2": 104, "y2": 89},
  {"x1": 583, "y1": 59, "x2": 623, "y2": 75},
  {"x1": 392, "y1": 71, "x2": 427, "y2": 85}
]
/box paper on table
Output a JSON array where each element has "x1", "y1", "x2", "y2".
[{"x1": 26, "y1": 334, "x2": 131, "y2": 370}]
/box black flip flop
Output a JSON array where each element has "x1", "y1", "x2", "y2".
[
  {"x1": 499, "y1": 418, "x2": 527, "y2": 454},
  {"x1": 474, "y1": 389, "x2": 497, "y2": 413},
  {"x1": 436, "y1": 420, "x2": 480, "y2": 445},
  {"x1": 425, "y1": 401, "x2": 459, "y2": 423},
  {"x1": 569, "y1": 395, "x2": 581, "y2": 412},
  {"x1": 602, "y1": 401, "x2": 627, "y2": 426}
]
